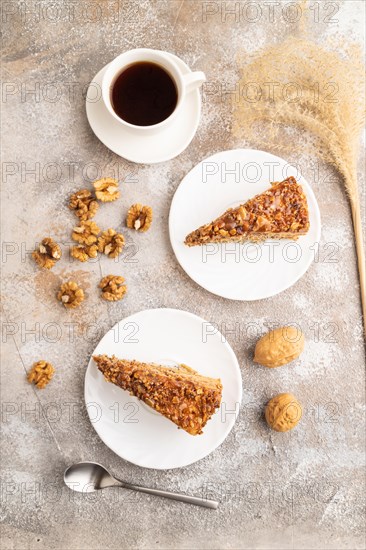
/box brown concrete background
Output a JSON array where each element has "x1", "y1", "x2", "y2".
[{"x1": 1, "y1": 1, "x2": 365, "y2": 549}]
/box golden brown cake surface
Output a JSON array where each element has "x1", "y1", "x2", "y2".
[
  {"x1": 185, "y1": 176, "x2": 310, "y2": 246},
  {"x1": 93, "y1": 355, "x2": 223, "y2": 435}
]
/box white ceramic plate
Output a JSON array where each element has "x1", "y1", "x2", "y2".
[
  {"x1": 169, "y1": 149, "x2": 321, "y2": 300},
  {"x1": 84, "y1": 308, "x2": 242, "y2": 470},
  {"x1": 85, "y1": 53, "x2": 201, "y2": 164}
]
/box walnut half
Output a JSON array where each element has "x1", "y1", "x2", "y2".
[
  {"x1": 69, "y1": 189, "x2": 98, "y2": 221},
  {"x1": 57, "y1": 281, "x2": 85, "y2": 309},
  {"x1": 27, "y1": 360, "x2": 55, "y2": 389},
  {"x1": 99, "y1": 275, "x2": 127, "y2": 301},
  {"x1": 126, "y1": 203, "x2": 153, "y2": 232},
  {"x1": 97, "y1": 229, "x2": 125, "y2": 258},
  {"x1": 32, "y1": 238, "x2": 62, "y2": 269},
  {"x1": 72, "y1": 221, "x2": 100, "y2": 245},
  {"x1": 71, "y1": 244, "x2": 98, "y2": 262},
  {"x1": 93, "y1": 178, "x2": 120, "y2": 202}
]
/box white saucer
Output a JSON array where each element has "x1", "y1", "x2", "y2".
[
  {"x1": 84, "y1": 308, "x2": 242, "y2": 470},
  {"x1": 169, "y1": 149, "x2": 321, "y2": 301},
  {"x1": 85, "y1": 54, "x2": 201, "y2": 164}
]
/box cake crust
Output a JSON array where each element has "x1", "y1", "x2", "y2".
[
  {"x1": 93, "y1": 355, "x2": 223, "y2": 436},
  {"x1": 185, "y1": 176, "x2": 310, "y2": 246}
]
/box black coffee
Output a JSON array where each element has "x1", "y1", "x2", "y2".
[{"x1": 111, "y1": 62, "x2": 178, "y2": 126}]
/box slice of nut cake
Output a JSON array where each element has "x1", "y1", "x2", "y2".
[
  {"x1": 93, "y1": 355, "x2": 223, "y2": 436},
  {"x1": 185, "y1": 177, "x2": 310, "y2": 246}
]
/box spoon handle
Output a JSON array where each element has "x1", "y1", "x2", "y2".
[{"x1": 120, "y1": 481, "x2": 219, "y2": 509}]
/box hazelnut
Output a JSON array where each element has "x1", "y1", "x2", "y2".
[{"x1": 265, "y1": 393, "x2": 302, "y2": 432}]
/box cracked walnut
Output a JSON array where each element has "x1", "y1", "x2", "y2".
[
  {"x1": 32, "y1": 238, "x2": 61, "y2": 269},
  {"x1": 126, "y1": 203, "x2": 153, "y2": 232},
  {"x1": 99, "y1": 275, "x2": 127, "y2": 301},
  {"x1": 57, "y1": 281, "x2": 85, "y2": 308},
  {"x1": 27, "y1": 360, "x2": 55, "y2": 389}
]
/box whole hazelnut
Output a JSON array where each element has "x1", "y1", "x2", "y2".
[{"x1": 265, "y1": 393, "x2": 302, "y2": 432}]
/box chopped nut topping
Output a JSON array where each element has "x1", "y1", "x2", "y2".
[
  {"x1": 126, "y1": 203, "x2": 153, "y2": 232},
  {"x1": 70, "y1": 244, "x2": 98, "y2": 262},
  {"x1": 93, "y1": 356, "x2": 223, "y2": 435},
  {"x1": 185, "y1": 177, "x2": 310, "y2": 246},
  {"x1": 27, "y1": 360, "x2": 55, "y2": 389},
  {"x1": 72, "y1": 221, "x2": 100, "y2": 245},
  {"x1": 32, "y1": 238, "x2": 62, "y2": 269},
  {"x1": 97, "y1": 229, "x2": 125, "y2": 258},
  {"x1": 99, "y1": 275, "x2": 127, "y2": 301},
  {"x1": 57, "y1": 281, "x2": 84, "y2": 309},
  {"x1": 69, "y1": 189, "x2": 98, "y2": 221},
  {"x1": 93, "y1": 178, "x2": 120, "y2": 202}
]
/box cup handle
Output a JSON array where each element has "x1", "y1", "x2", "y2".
[{"x1": 182, "y1": 71, "x2": 206, "y2": 94}]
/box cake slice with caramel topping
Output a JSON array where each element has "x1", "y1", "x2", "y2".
[
  {"x1": 185, "y1": 176, "x2": 309, "y2": 246},
  {"x1": 93, "y1": 355, "x2": 223, "y2": 435}
]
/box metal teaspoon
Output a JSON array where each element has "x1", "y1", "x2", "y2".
[{"x1": 64, "y1": 461, "x2": 219, "y2": 509}]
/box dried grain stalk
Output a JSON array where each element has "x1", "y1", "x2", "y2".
[{"x1": 233, "y1": 36, "x2": 366, "y2": 333}]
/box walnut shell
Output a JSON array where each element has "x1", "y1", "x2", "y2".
[
  {"x1": 265, "y1": 393, "x2": 302, "y2": 432},
  {"x1": 254, "y1": 326, "x2": 304, "y2": 368}
]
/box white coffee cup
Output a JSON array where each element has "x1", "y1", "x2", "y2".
[{"x1": 102, "y1": 48, "x2": 206, "y2": 135}]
